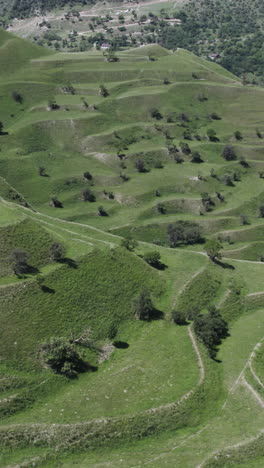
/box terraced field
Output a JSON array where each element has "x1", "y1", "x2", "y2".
[{"x1": 0, "y1": 28, "x2": 264, "y2": 467}]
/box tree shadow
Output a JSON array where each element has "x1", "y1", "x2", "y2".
[
  {"x1": 58, "y1": 257, "x2": 77, "y2": 269},
  {"x1": 214, "y1": 259, "x2": 235, "y2": 270},
  {"x1": 41, "y1": 285, "x2": 55, "y2": 294},
  {"x1": 149, "y1": 308, "x2": 164, "y2": 320},
  {"x1": 113, "y1": 341, "x2": 129, "y2": 349}
]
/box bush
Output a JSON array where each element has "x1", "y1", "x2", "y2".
[
  {"x1": 204, "y1": 238, "x2": 223, "y2": 261},
  {"x1": 9, "y1": 249, "x2": 30, "y2": 276},
  {"x1": 83, "y1": 171, "x2": 92, "y2": 180},
  {"x1": 234, "y1": 130, "x2": 243, "y2": 140},
  {"x1": 40, "y1": 337, "x2": 88, "y2": 378},
  {"x1": 194, "y1": 307, "x2": 228, "y2": 359},
  {"x1": 134, "y1": 289, "x2": 155, "y2": 320},
  {"x1": 207, "y1": 128, "x2": 218, "y2": 142},
  {"x1": 172, "y1": 310, "x2": 187, "y2": 325},
  {"x1": 12, "y1": 91, "x2": 23, "y2": 104},
  {"x1": 168, "y1": 221, "x2": 203, "y2": 247},
  {"x1": 135, "y1": 159, "x2": 148, "y2": 173},
  {"x1": 50, "y1": 242, "x2": 66, "y2": 261},
  {"x1": 99, "y1": 85, "x2": 109, "y2": 97},
  {"x1": 150, "y1": 108, "x2": 163, "y2": 120},
  {"x1": 143, "y1": 251, "x2": 162, "y2": 268},
  {"x1": 191, "y1": 151, "x2": 203, "y2": 163},
  {"x1": 121, "y1": 236, "x2": 138, "y2": 251},
  {"x1": 98, "y1": 206, "x2": 108, "y2": 216},
  {"x1": 222, "y1": 145, "x2": 236, "y2": 161},
  {"x1": 82, "y1": 188, "x2": 96, "y2": 202}
]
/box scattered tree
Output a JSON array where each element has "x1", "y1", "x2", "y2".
[
  {"x1": 83, "y1": 171, "x2": 93, "y2": 180},
  {"x1": 168, "y1": 221, "x2": 203, "y2": 247},
  {"x1": 179, "y1": 142, "x2": 191, "y2": 155},
  {"x1": 40, "y1": 337, "x2": 88, "y2": 378},
  {"x1": 50, "y1": 196, "x2": 63, "y2": 208},
  {"x1": 134, "y1": 289, "x2": 155, "y2": 320},
  {"x1": 240, "y1": 214, "x2": 250, "y2": 226},
  {"x1": 234, "y1": 130, "x2": 243, "y2": 140},
  {"x1": 121, "y1": 236, "x2": 138, "y2": 251},
  {"x1": 38, "y1": 166, "x2": 47, "y2": 177},
  {"x1": 207, "y1": 128, "x2": 218, "y2": 142},
  {"x1": 204, "y1": 238, "x2": 223, "y2": 261},
  {"x1": 48, "y1": 99, "x2": 60, "y2": 110},
  {"x1": 222, "y1": 145, "x2": 236, "y2": 161},
  {"x1": 135, "y1": 159, "x2": 148, "y2": 173},
  {"x1": 143, "y1": 251, "x2": 162, "y2": 269},
  {"x1": 50, "y1": 242, "x2": 66, "y2": 261},
  {"x1": 99, "y1": 85, "x2": 109, "y2": 97},
  {"x1": 98, "y1": 205, "x2": 108, "y2": 216},
  {"x1": 259, "y1": 205, "x2": 264, "y2": 218},
  {"x1": 191, "y1": 151, "x2": 203, "y2": 163},
  {"x1": 163, "y1": 77, "x2": 170, "y2": 84},
  {"x1": 194, "y1": 306, "x2": 228, "y2": 359},
  {"x1": 150, "y1": 108, "x2": 163, "y2": 120},
  {"x1": 172, "y1": 309, "x2": 187, "y2": 325},
  {"x1": 12, "y1": 91, "x2": 23, "y2": 103},
  {"x1": 82, "y1": 188, "x2": 96, "y2": 202},
  {"x1": 9, "y1": 249, "x2": 30, "y2": 276}
]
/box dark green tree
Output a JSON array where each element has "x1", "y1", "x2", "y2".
[
  {"x1": 204, "y1": 238, "x2": 223, "y2": 261},
  {"x1": 134, "y1": 289, "x2": 155, "y2": 320}
]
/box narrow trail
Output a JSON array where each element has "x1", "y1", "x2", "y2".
[
  {"x1": 188, "y1": 326, "x2": 205, "y2": 385},
  {"x1": 242, "y1": 376, "x2": 264, "y2": 408},
  {"x1": 197, "y1": 429, "x2": 264, "y2": 468},
  {"x1": 171, "y1": 266, "x2": 206, "y2": 309},
  {"x1": 222, "y1": 338, "x2": 264, "y2": 410}
]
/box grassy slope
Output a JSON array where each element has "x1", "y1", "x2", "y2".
[{"x1": 0, "y1": 30, "x2": 264, "y2": 467}]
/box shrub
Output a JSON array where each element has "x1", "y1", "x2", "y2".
[
  {"x1": 135, "y1": 159, "x2": 148, "y2": 173},
  {"x1": 98, "y1": 206, "x2": 108, "y2": 216},
  {"x1": 82, "y1": 188, "x2": 96, "y2": 202},
  {"x1": 204, "y1": 238, "x2": 223, "y2": 261},
  {"x1": 12, "y1": 91, "x2": 23, "y2": 104},
  {"x1": 40, "y1": 337, "x2": 88, "y2": 378},
  {"x1": 234, "y1": 130, "x2": 243, "y2": 140},
  {"x1": 222, "y1": 145, "x2": 236, "y2": 161},
  {"x1": 50, "y1": 242, "x2": 66, "y2": 261},
  {"x1": 179, "y1": 142, "x2": 191, "y2": 155},
  {"x1": 143, "y1": 251, "x2": 161, "y2": 268},
  {"x1": 191, "y1": 151, "x2": 203, "y2": 163},
  {"x1": 168, "y1": 221, "x2": 203, "y2": 247},
  {"x1": 207, "y1": 128, "x2": 218, "y2": 142},
  {"x1": 9, "y1": 249, "x2": 30, "y2": 276},
  {"x1": 99, "y1": 85, "x2": 109, "y2": 97},
  {"x1": 83, "y1": 171, "x2": 92, "y2": 180},
  {"x1": 50, "y1": 196, "x2": 63, "y2": 208},
  {"x1": 194, "y1": 307, "x2": 228, "y2": 359},
  {"x1": 48, "y1": 99, "x2": 60, "y2": 110},
  {"x1": 134, "y1": 289, "x2": 155, "y2": 320},
  {"x1": 150, "y1": 108, "x2": 163, "y2": 120},
  {"x1": 121, "y1": 236, "x2": 138, "y2": 251},
  {"x1": 172, "y1": 310, "x2": 187, "y2": 325}
]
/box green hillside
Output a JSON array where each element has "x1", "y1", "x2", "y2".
[{"x1": 0, "y1": 29, "x2": 264, "y2": 468}]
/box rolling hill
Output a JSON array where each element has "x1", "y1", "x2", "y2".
[{"x1": 0, "y1": 28, "x2": 264, "y2": 468}]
